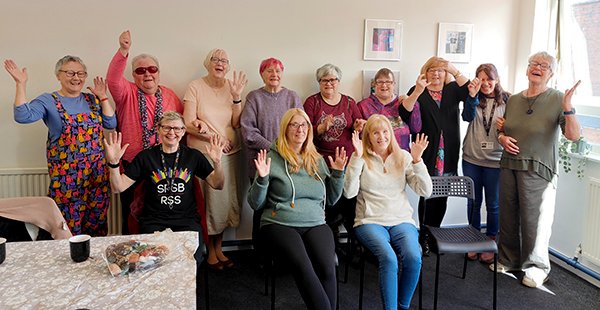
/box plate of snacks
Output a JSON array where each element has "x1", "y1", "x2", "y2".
[{"x1": 104, "y1": 240, "x2": 170, "y2": 276}]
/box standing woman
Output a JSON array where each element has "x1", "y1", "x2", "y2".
[
  {"x1": 496, "y1": 52, "x2": 581, "y2": 288},
  {"x1": 399, "y1": 57, "x2": 469, "y2": 254},
  {"x1": 248, "y1": 108, "x2": 347, "y2": 310},
  {"x1": 183, "y1": 49, "x2": 247, "y2": 269},
  {"x1": 240, "y1": 57, "x2": 302, "y2": 254},
  {"x1": 358, "y1": 68, "x2": 422, "y2": 151},
  {"x1": 304, "y1": 63, "x2": 365, "y2": 247},
  {"x1": 462, "y1": 64, "x2": 510, "y2": 263},
  {"x1": 4, "y1": 57, "x2": 116, "y2": 236},
  {"x1": 344, "y1": 115, "x2": 432, "y2": 310}
]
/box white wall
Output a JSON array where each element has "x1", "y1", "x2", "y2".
[{"x1": 0, "y1": 0, "x2": 528, "y2": 240}]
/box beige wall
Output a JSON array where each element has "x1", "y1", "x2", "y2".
[{"x1": 0, "y1": 0, "x2": 530, "y2": 169}]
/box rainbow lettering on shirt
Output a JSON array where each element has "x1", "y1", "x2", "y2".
[{"x1": 151, "y1": 168, "x2": 192, "y2": 183}]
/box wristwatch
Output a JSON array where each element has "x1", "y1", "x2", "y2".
[{"x1": 563, "y1": 108, "x2": 576, "y2": 116}]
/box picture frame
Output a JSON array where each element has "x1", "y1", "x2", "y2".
[
  {"x1": 363, "y1": 19, "x2": 403, "y2": 61},
  {"x1": 437, "y1": 23, "x2": 474, "y2": 63},
  {"x1": 362, "y1": 70, "x2": 401, "y2": 99}
]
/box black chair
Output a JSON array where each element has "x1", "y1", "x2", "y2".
[
  {"x1": 419, "y1": 176, "x2": 498, "y2": 310},
  {"x1": 265, "y1": 254, "x2": 340, "y2": 310},
  {"x1": 199, "y1": 245, "x2": 210, "y2": 310}
]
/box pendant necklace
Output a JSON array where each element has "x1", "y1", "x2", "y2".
[
  {"x1": 266, "y1": 87, "x2": 279, "y2": 102},
  {"x1": 525, "y1": 91, "x2": 538, "y2": 115},
  {"x1": 160, "y1": 146, "x2": 181, "y2": 210}
]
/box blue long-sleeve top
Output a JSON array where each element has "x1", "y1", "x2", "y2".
[
  {"x1": 14, "y1": 92, "x2": 117, "y2": 143},
  {"x1": 461, "y1": 95, "x2": 479, "y2": 122}
]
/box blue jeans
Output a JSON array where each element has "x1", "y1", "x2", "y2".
[
  {"x1": 462, "y1": 160, "x2": 500, "y2": 236},
  {"x1": 354, "y1": 223, "x2": 421, "y2": 310}
]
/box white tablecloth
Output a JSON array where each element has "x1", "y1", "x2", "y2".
[{"x1": 0, "y1": 230, "x2": 198, "y2": 309}]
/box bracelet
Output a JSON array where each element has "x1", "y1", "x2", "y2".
[
  {"x1": 454, "y1": 71, "x2": 462, "y2": 78},
  {"x1": 233, "y1": 99, "x2": 242, "y2": 104},
  {"x1": 107, "y1": 161, "x2": 120, "y2": 169},
  {"x1": 100, "y1": 97, "x2": 109, "y2": 102}
]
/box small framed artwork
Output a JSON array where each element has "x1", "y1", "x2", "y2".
[
  {"x1": 362, "y1": 70, "x2": 401, "y2": 99},
  {"x1": 363, "y1": 19, "x2": 403, "y2": 61},
  {"x1": 437, "y1": 23, "x2": 474, "y2": 63}
]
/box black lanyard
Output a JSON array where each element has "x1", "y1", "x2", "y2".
[{"x1": 481, "y1": 100, "x2": 497, "y2": 137}]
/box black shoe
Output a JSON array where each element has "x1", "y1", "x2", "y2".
[{"x1": 420, "y1": 233, "x2": 431, "y2": 256}]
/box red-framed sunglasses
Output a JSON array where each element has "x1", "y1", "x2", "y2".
[{"x1": 134, "y1": 66, "x2": 159, "y2": 75}]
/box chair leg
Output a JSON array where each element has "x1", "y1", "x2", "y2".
[
  {"x1": 264, "y1": 260, "x2": 269, "y2": 296},
  {"x1": 434, "y1": 253, "x2": 440, "y2": 310},
  {"x1": 336, "y1": 262, "x2": 340, "y2": 310},
  {"x1": 343, "y1": 236, "x2": 354, "y2": 284},
  {"x1": 204, "y1": 259, "x2": 210, "y2": 310},
  {"x1": 271, "y1": 258, "x2": 276, "y2": 310},
  {"x1": 418, "y1": 264, "x2": 423, "y2": 310},
  {"x1": 462, "y1": 253, "x2": 468, "y2": 279},
  {"x1": 493, "y1": 253, "x2": 498, "y2": 310},
  {"x1": 358, "y1": 252, "x2": 365, "y2": 310}
]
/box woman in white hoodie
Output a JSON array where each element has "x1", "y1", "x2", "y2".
[{"x1": 344, "y1": 115, "x2": 432, "y2": 310}]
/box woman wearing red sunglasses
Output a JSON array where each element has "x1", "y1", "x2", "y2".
[{"x1": 106, "y1": 30, "x2": 183, "y2": 234}]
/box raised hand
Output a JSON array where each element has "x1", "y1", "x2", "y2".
[
  {"x1": 410, "y1": 133, "x2": 429, "y2": 163},
  {"x1": 206, "y1": 134, "x2": 225, "y2": 165},
  {"x1": 103, "y1": 132, "x2": 129, "y2": 164},
  {"x1": 353, "y1": 118, "x2": 366, "y2": 132},
  {"x1": 119, "y1": 30, "x2": 131, "y2": 56},
  {"x1": 562, "y1": 80, "x2": 581, "y2": 111},
  {"x1": 4, "y1": 59, "x2": 28, "y2": 84},
  {"x1": 87, "y1": 76, "x2": 108, "y2": 100},
  {"x1": 351, "y1": 130, "x2": 363, "y2": 158},
  {"x1": 468, "y1": 77, "x2": 481, "y2": 97},
  {"x1": 414, "y1": 74, "x2": 431, "y2": 94},
  {"x1": 254, "y1": 149, "x2": 271, "y2": 177},
  {"x1": 191, "y1": 119, "x2": 208, "y2": 134},
  {"x1": 328, "y1": 146, "x2": 348, "y2": 171},
  {"x1": 228, "y1": 70, "x2": 248, "y2": 100}
]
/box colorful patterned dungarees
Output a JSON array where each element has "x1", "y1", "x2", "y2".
[{"x1": 47, "y1": 92, "x2": 110, "y2": 236}]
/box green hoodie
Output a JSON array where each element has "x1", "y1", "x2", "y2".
[{"x1": 248, "y1": 143, "x2": 345, "y2": 228}]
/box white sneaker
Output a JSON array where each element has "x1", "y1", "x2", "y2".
[
  {"x1": 522, "y1": 267, "x2": 549, "y2": 288},
  {"x1": 489, "y1": 262, "x2": 519, "y2": 273}
]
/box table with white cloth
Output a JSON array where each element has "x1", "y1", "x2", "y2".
[{"x1": 0, "y1": 230, "x2": 198, "y2": 309}]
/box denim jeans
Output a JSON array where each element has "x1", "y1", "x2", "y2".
[
  {"x1": 354, "y1": 223, "x2": 421, "y2": 310},
  {"x1": 462, "y1": 160, "x2": 500, "y2": 236}
]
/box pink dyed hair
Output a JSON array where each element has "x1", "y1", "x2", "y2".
[{"x1": 259, "y1": 58, "x2": 284, "y2": 74}]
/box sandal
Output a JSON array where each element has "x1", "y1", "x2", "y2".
[
  {"x1": 220, "y1": 258, "x2": 235, "y2": 268},
  {"x1": 467, "y1": 252, "x2": 478, "y2": 261},
  {"x1": 479, "y1": 252, "x2": 495, "y2": 264}
]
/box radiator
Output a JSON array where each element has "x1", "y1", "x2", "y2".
[
  {"x1": 582, "y1": 177, "x2": 600, "y2": 267},
  {"x1": 0, "y1": 168, "x2": 122, "y2": 235}
]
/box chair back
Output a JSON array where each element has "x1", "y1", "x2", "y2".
[{"x1": 426, "y1": 176, "x2": 475, "y2": 201}]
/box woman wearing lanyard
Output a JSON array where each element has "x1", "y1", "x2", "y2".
[{"x1": 461, "y1": 64, "x2": 509, "y2": 263}]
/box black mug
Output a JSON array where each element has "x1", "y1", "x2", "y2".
[
  {"x1": 69, "y1": 235, "x2": 91, "y2": 263},
  {"x1": 0, "y1": 237, "x2": 6, "y2": 265}
]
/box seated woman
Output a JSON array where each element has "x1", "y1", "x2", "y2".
[
  {"x1": 103, "y1": 111, "x2": 225, "y2": 254},
  {"x1": 344, "y1": 115, "x2": 432, "y2": 310},
  {"x1": 248, "y1": 108, "x2": 347, "y2": 310}
]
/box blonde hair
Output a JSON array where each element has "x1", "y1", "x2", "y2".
[
  {"x1": 276, "y1": 109, "x2": 322, "y2": 176},
  {"x1": 361, "y1": 115, "x2": 404, "y2": 170},
  {"x1": 420, "y1": 56, "x2": 453, "y2": 84},
  {"x1": 203, "y1": 48, "x2": 230, "y2": 73}
]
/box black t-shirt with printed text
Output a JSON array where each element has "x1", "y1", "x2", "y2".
[{"x1": 125, "y1": 145, "x2": 213, "y2": 230}]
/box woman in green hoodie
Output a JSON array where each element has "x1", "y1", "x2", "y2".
[{"x1": 248, "y1": 108, "x2": 347, "y2": 310}]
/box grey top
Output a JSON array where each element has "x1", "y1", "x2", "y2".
[{"x1": 461, "y1": 96, "x2": 506, "y2": 168}]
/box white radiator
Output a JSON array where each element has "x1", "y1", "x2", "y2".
[
  {"x1": 582, "y1": 177, "x2": 600, "y2": 267},
  {"x1": 0, "y1": 168, "x2": 122, "y2": 235}
]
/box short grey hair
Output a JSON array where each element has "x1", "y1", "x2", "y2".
[
  {"x1": 54, "y1": 55, "x2": 86, "y2": 76},
  {"x1": 131, "y1": 53, "x2": 160, "y2": 70},
  {"x1": 315, "y1": 63, "x2": 342, "y2": 82},
  {"x1": 158, "y1": 111, "x2": 184, "y2": 127},
  {"x1": 203, "y1": 48, "x2": 229, "y2": 71},
  {"x1": 528, "y1": 51, "x2": 557, "y2": 72}
]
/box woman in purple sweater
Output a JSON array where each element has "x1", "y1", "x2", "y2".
[{"x1": 240, "y1": 57, "x2": 302, "y2": 257}]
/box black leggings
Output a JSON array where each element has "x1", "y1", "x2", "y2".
[{"x1": 261, "y1": 224, "x2": 336, "y2": 310}]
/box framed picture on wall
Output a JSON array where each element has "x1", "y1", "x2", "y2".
[
  {"x1": 363, "y1": 19, "x2": 403, "y2": 61},
  {"x1": 437, "y1": 23, "x2": 474, "y2": 63},
  {"x1": 362, "y1": 70, "x2": 401, "y2": 99}
]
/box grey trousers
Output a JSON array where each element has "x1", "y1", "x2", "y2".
[{"x1": 498, "y1": 168, "x2": 556, "y2": 274}]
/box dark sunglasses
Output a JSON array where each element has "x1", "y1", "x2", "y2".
[{"x1": 134, "y1": 66, "x2": 159, "y2": 75}]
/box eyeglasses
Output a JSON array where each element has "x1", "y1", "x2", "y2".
[
  {"x1": 375, "y1": 80, "x2": 394, "y2": 86},
  {"x1": 319, "y1": 78, "x2": 339, "y2": 85},
  {"x1": 528, "y1": 61, "x2": 551, "y2": 71},
  {"x1": 134, "y1": 66, "x2": 159, "y2": 75},
  {"x1": 427, "y1": 68, "x2": 445, "y2": 74},
  {"x1": 210, "y1": 57, "x2": 230, "y2": 65},
  {"x1": 59, "y1": 70, "x2": 87, "y2": 78},
  {"x1": 288, "y1": 122, "x2": 308, "y2": 130},
  {"x1": 159, "y1": 125, "x2": 186, "y2": 134}
]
